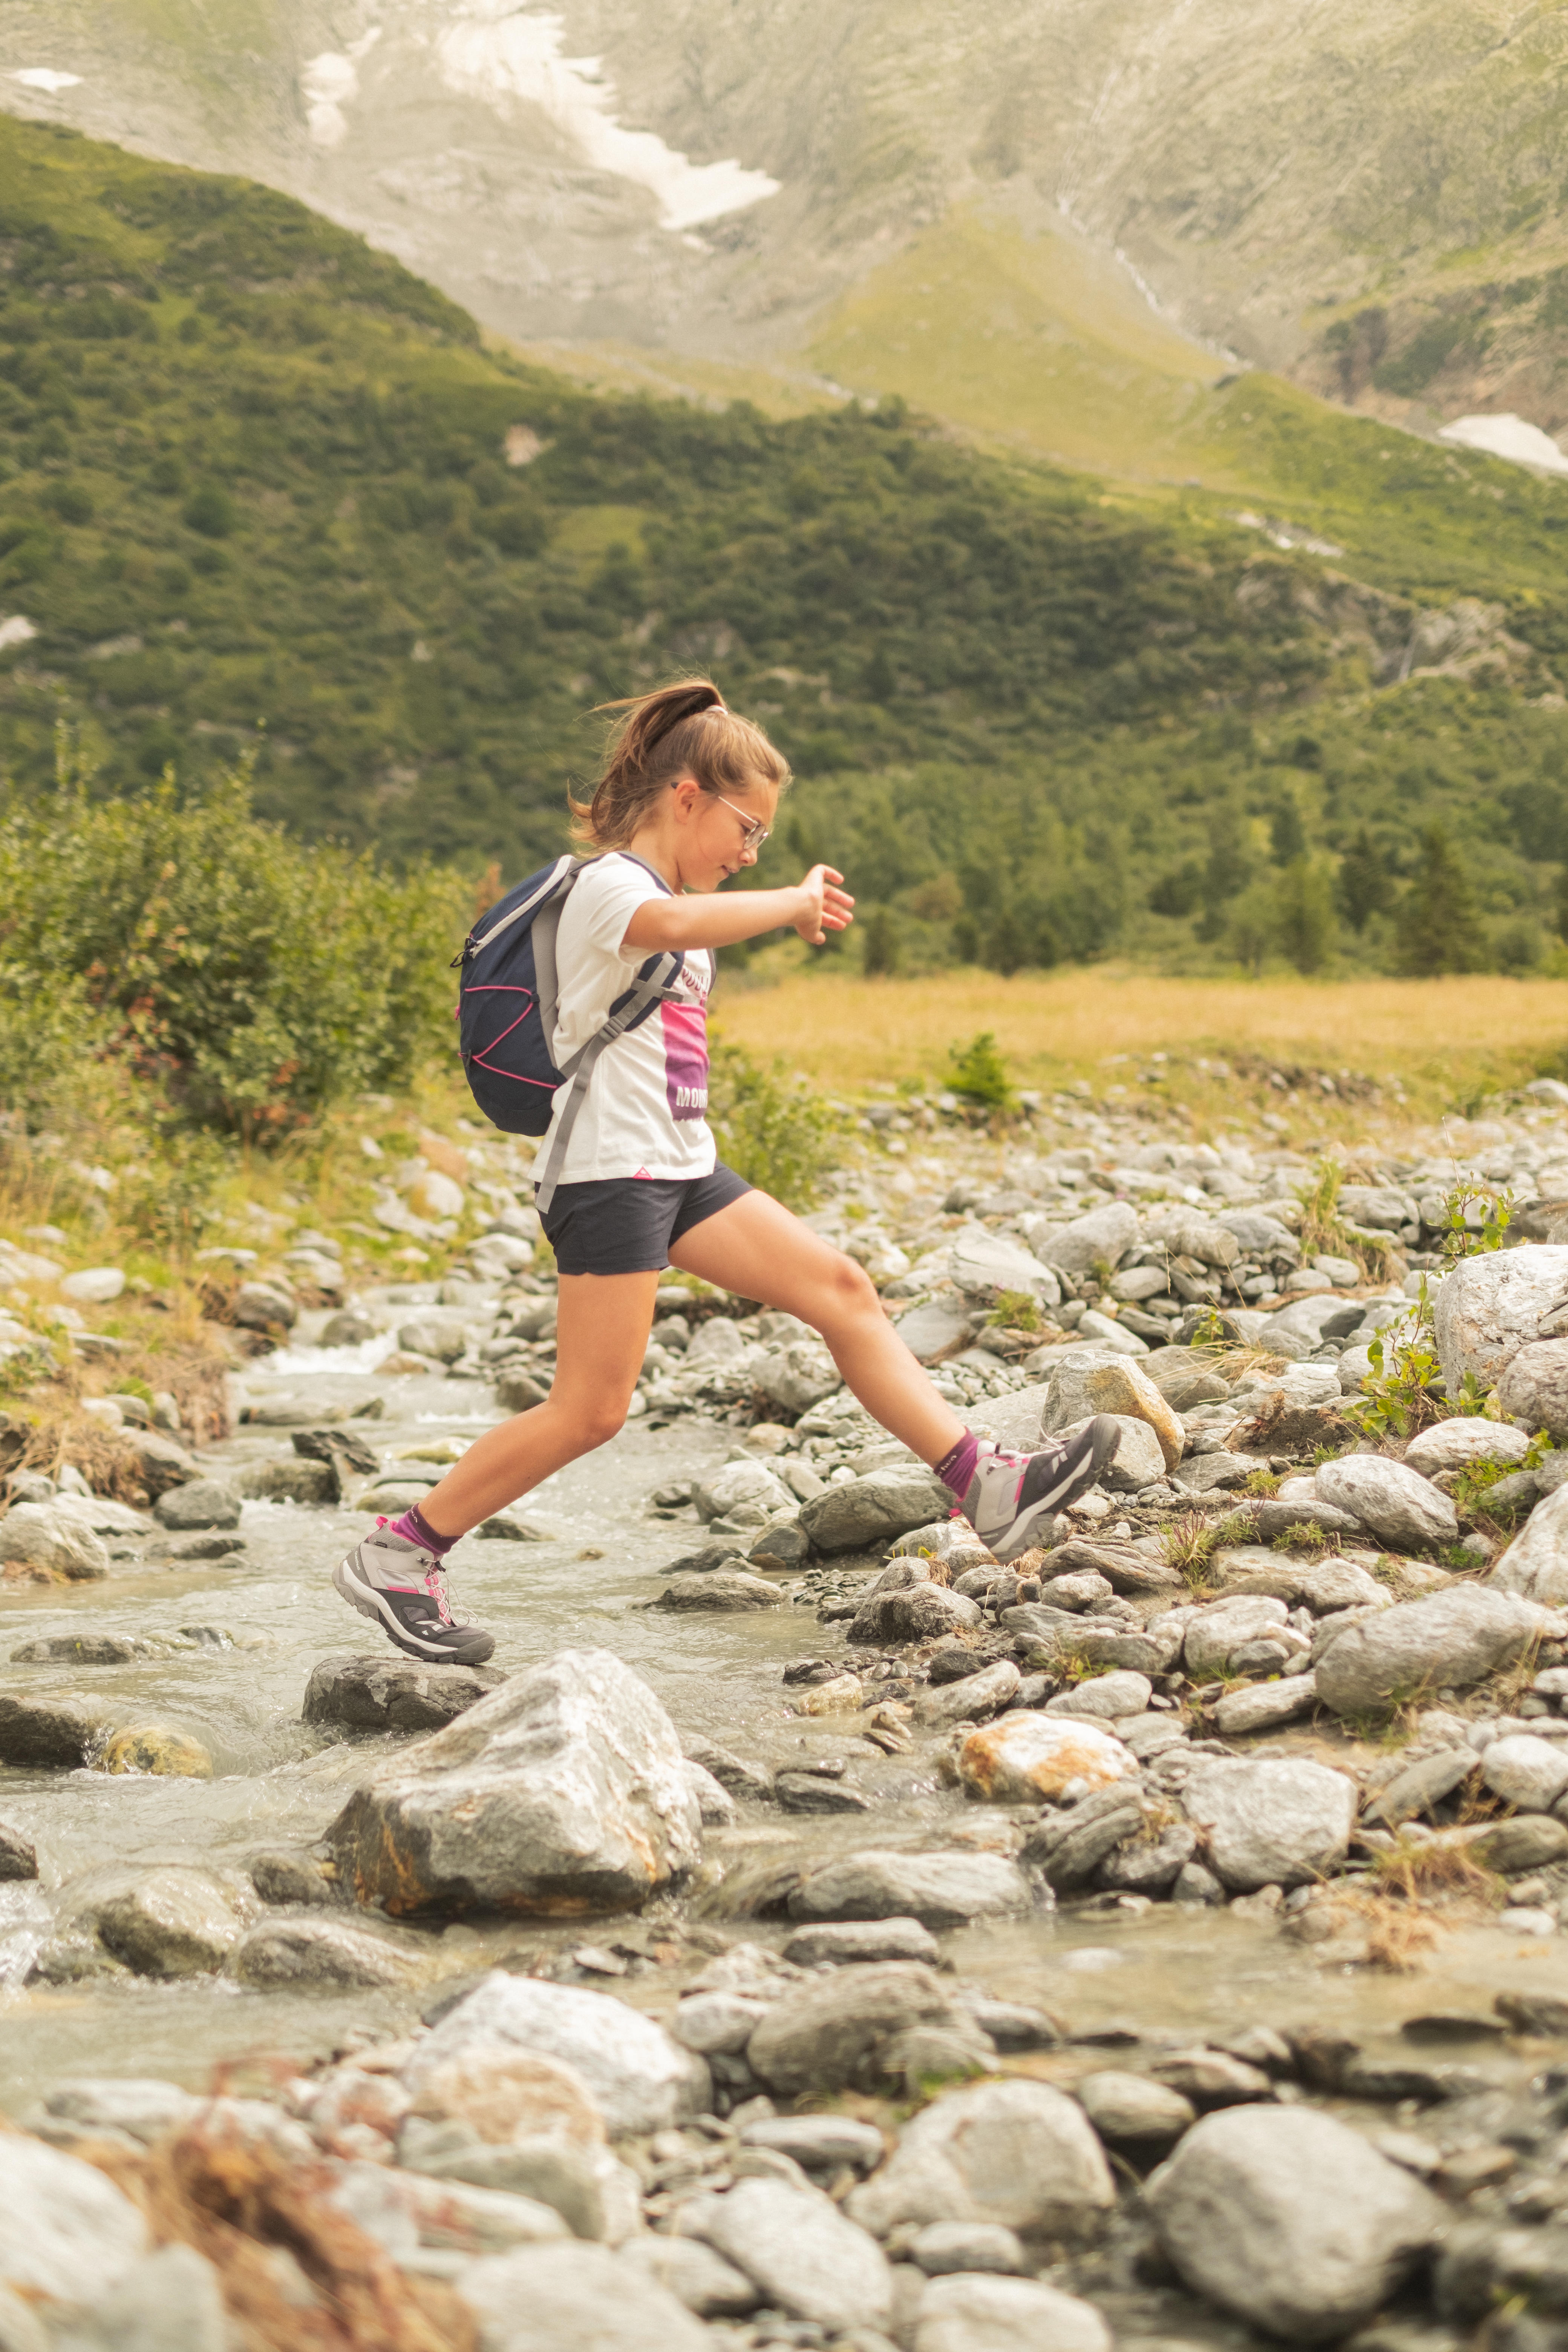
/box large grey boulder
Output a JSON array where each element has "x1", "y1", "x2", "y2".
[
  {"x1": 1500, "y1": 1339, "x2": 1568, "y2": 1444},
  {"x1": 1178, "y1": 1758, "x2": 1355, "y2": 1890},
  {"x1": 1492, "y1": 1485, "x2": 1568, "y2": 1604},
  {"x1": 1034, "y1": 1202, "x2": 1140, "y2": 1277},
  {"x1": 849, "y1": 2079, "x2": 1116, "y2": 2241},
  {"x1": 1145, "y1": 2105, "x2": 1443, "y2": 2343},
  {"x1": 1042, "y1": 1357, "x2": 1184, "y2": 1466},
  {"x1": 396, "y1": 1315, "x2": 469, "y2": 1362},
  {"x1": 1057, "y1": 1413, "x2": 1165, "y2": 1491},
  {"x1": 950, "y1": 1228, "x2": 1060, "y2": 1307},
  {"x1": 914, "y1": 2274, "x2": 1111, "y2": 2352},
  {"x1": 849, "y1": 1579, "x2": 983, "y2": 1646},
  {"x1": 685, "y1": 2178, "x2": 891, "y2": 2332},
  {"x1": 303, "y1": 1654, "x2": 505, "y2": 1732},
  {"x1": 406, "y1": 1972, "x2": 706, "y2": 2137},
  {"x1": 0, "y1": 1692, "x2": 122, "y2": 1769},
  {"x1": 801, "y1": 1467, "x2": 954, "y2": 1554},
  {"x1": 95, "y1": 1867, "x2": 252, "y2": 1977},
  {"x1": 325, "y1": 1648, "x2": 701, "y2": 1917},
  {"x1": 1434, "y1": 1245, "x2": 1568, "y2": 1393},
  {"x1": 0, "y1": 2134, "x2": 149, "y2": 2302},
  {"x1": 459, "y1": 2242, "x2": 712, "y2": 2352},
  {"x1": 1313, "y1": 1455, "x2": 1457, "y2": 1550},
  {"x1": 787, "y1": 1850, "x2": 1036, "y2": 1931},
  {"x1": 153, "y1": 1479, "x2": 242, "y2": 1533},
  {"x1": 0, "y1": 1504, "x2": 110, "y2": 1580},
  {"x1": 1315, "y1": 1586, "x2": 1548, "y2": 1715},
  {"x1": 747, "y1": 1963, "x2": 966, "y2": 2096}
]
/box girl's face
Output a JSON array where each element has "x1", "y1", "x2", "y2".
[{"x1": 673, "y1": 774, "x2": 780, "y2": 891}]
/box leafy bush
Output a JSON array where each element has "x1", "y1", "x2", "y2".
[
  {"x1": 0, "y1": 739, "x2": 466, "y2": 1139},
  {"x1": 948, "y1": 1032, "x2": 1015, "y2": 1112},
  {"x1": 706, "y1": 1035, "x2": 843, "y2": 1210}
]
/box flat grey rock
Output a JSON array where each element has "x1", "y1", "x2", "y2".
[
  {"x1": 802, "y1": 1466, "x2": 954, "y2": 1554},
  {"x1": 783, "y1": 1916, "x2": 940, "y2": 1967},
  {"x1": 686, "y1": 2176, "x2": 891, "y2": 2332},
  {"x1": 1179, "y1": 1757, "x2": 1356, "y2": 1891},
  {"x1": 230, "y1": 1916, "x2": 423, "y2": 1989},
  {"x1": 1314, "y1": 1456, "x2": 1457, "y2": 1552},
  {"x1": 302, "y1": 1652, "x2": 505, "y2": 1732},
  {"x1": 741, "y1": 2114, "x2": 886, "y2": 2171},
  {"x1": 1316, "y1": 1586, "x2": 1547, "y2": 1715},
  {"x1": 910, "y1": 2220, "x2": 1027, "y2": 2277},
  {"x1": 1211, "y1": 1673, "x2": 1317, "y2": 1737},
  {"x1": 849, "y1": 2077, "x2": 1116, "y2": 2240},
  {"x1": 787, "y1": 1849, "x2": 1035, "y2": 1931},
  {"x1": 152, "y1": 1479, "x2": 241, "y2": 1533}
]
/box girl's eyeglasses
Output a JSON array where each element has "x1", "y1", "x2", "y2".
[{"x1": 714, "y1": 793, "x2": 771, "y2": 853}]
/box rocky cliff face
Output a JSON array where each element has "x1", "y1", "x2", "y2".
[{"x1": 6, "y1": 0, "x2": 1568, "y2": 436}]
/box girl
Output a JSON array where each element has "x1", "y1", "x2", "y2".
[{"x1": 333, "y1": 680, "x2": 1116, "y2": 1663}]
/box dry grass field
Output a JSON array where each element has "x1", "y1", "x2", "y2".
[{"x1": 717, "y1": 967, "x2": 1568, "y2": 1133}]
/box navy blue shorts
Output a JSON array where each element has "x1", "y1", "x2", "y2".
[{"x1": 538, "y1": 1163, "x2": 752, "y2": 1277}]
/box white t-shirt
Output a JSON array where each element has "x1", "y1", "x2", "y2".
[{"x1": 539, "y1": 851, "x2": 716, "y2": 1186}]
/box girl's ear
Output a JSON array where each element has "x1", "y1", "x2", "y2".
[{"x1": 668, "y1": 772, "x2": 703, "y2": 822}]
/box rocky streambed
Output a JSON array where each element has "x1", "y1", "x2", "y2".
[{"x1": 9, "y1": 1101, "x2": 1568, "y2": 2347}]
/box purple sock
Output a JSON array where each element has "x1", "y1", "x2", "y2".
[
  {"x1": 387, "y1": 1502, "x2": 457, "y2": 1559},
  {"x1": 935, "y1": 1430, "x2": 980, "y2": 1503}
]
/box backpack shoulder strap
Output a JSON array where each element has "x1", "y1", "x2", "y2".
[
  {"x1": 457, "y1": 855, "x2": 584, "y2": 968},
  {"x1": 533, "y1": 951, "x2": 685, "y2": 1214}
]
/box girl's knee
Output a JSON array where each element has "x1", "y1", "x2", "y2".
[{"x1": 819, "y1": 1252, "x2": 882, "y2": 1326}]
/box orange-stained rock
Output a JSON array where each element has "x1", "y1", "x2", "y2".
[
  {"x1": 409, "y1": 2049, "x2": 606, "y2": 2146},
  {"x1": 958, "y1": 1713, "x2": 1135, "y2": 1805}
]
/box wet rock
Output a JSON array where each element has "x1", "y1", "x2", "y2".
[
  {"x1": 322, "y1": 1308, "x2": 377, "y2": 1346},
  {"x1": 1043, "y1": 1357, "x2": 1184, "y2": 1467},
  {"x1": 102, "y1": 1723, "x2": 212, "y2": 1778},
  {"x1": 1149, "y1": 2049, "x2": 1276, "y2": 2108},
  {"x1": 787, "y1": 1850, "x2": 1036, "y2": 1931},
  {"x1": 1075, "y1": 2070, "x2": 1195, "y2": 2153},
  {"x1": 0, "y1": 2134, "x2": 149, "y2": 2301},
  {"x1": 458, "y1": 2242, "x2": 711, "y2": 2352},
  {"x1": 1035, "y1": 1202, "x2": 1140, "y2": 1277},
  {"x1": 694, "y1": 1459, "x2": 795, "y2": 1523},
  {"x1": 850, "y1": 2078, "x2": 1116, "y2": 2240},
  {"x1": 1179, "y1": 1757, "x2": 1356, "y2": 1890},
  {"x1": 303, "y1": 1652, "x2": 506, "y2": 1732},
  {"x1": 152, "y1": 1479, "x2": 241, "y2": 1532},
  {"x1": 784, "y1": 1917, "x2": 940, "y2": 1967},
  {"x1": 407, "y1": 1971, "x2": 706, "y2": 2136},
  {"x1": 1482, "y1": 1734, "x2": 1568, "y2": 1811},
  {"x1": 235, "y1": 1281, "x2": 298, "y2": 1332},
  {"x1": 1492, "y1": 1485, "x2": 1568, "y2": 1605},
  {"x1": 236, "y1": 1456, "x2": 339, "y2": 1506},
  {"x1": 682, "y1": 1759, "x2": 737, "y2": 1825},
  {"x1": 1316, "y1": 1586, "x2": 1547, "y2": 1715},
  {"x1": 658, "y1": 1570, "x2": 783, "y2": 1611},
  {"x1": 913, "y1": 1658, "x2": 1020, "y2": 1727},
  {"x1": 957, "y1": 1713, "x2": 1135, "y2": 1805},
  {"x1": 851, "y1": 1581, "x2": 983, "y2": 1645},
  {"x1": 914, "y1": 2272, "x2": 1110, "y2": 2352},
  {"x1": 129, "y1": 1430, "x2": 196, "y2": 1498},
  {"x1": 0, "y1": 1505, "x2": 109, "y2": 1580},
  {"x1": 0, "y1": 1691, "x2": 120, "y2": 1767},
  {"x1": 396, "y1": 1315, "x2": 468, "y2": 1362},
  {"x1": 1023, "y1": 1785, "x2": 1147, "y2": 1891},
  {"x1": 682, "y1": 2177, "x2": 891, "y2": 2332},
  {"x1": 748, "y1": 1963, "x2": 966, "y2": 2096},
  {"x1": 11, "y1": 1632, "x2": 150, "y2": 1665},
  {"x1": 247, "y1": 1847, "x2": 334, "y2": 1906},
  {"x1": 1435, "y1": 2221, "x2": 1568, "y2": 2327},
  {"x1": 1145, "y1": 2105, "x2": 1443, "y2": 2343},
  {"x1": 741, "y1": 2115, "x2": 887, "y2": 2171},
  {"x1": 230, "y1": 1916, "x2": 423, "y2": 1988},
  {"x1": 1212, "y1": 1674, "x2": 1318, "y2": 1737},
  {"x1": 1434, "y1": 1245, "x2": 1568, "y2": 1394},
  {"x1": 96, "y1": 1867, "x2": 249, "y2": 1977},
  {"x1": 682, "y1": 1735, "x2": 772, "y2": 1801},
  {"x1": 1406, "y1": 1419, "x2": 1533, "y2": 1477},
  {"x1": 326, "y1": 1646, "x2": 701, "y2": 1918},
  {"x1": 911, "y1": 2219, "x2": 1027, "y2": 2276},
  {"x1": 0, "y1": 1822, "x2": 35, "y2": 1882},
  {"x1": 1314, "y1": 1457, "x2": 1457, "y2": 1551},
  {"x1": 155, "y1": 1533, "x2": 246, "y2": 1563},
  {"x1": 775, "y1": 1771, "x2": 872, "y2": 1814},
  {"x1": 802, "y1": 1466, "x2": 954, "y2": 1553}
]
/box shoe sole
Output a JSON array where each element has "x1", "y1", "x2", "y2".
[
  {"x1": 989, "y1": 1416, "x2": 1123, "y2": 1562},
  {"x1": 332, "y1": 1554, "x2": 496, "y2": 1667}
]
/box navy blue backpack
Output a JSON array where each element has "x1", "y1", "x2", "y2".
[{"x1": 453, "y1": 854, "x2": 684, "y2": 1210}]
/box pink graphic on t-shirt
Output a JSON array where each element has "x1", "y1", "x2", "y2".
[{"x1": 662, "y1": 1002, "x2": 709, "y2": 1121}]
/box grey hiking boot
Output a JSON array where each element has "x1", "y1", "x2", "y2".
[
  {"x1": 332, "y1": 1523, "x2": 495, "y2": 1666},
  {"x1": 960, "y1": 1416, "x2": 1122, "y2": 1560}
]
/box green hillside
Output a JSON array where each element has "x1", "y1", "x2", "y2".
[{"x1": 3, "y1": 116, "x2": 1568, "y2": 978}]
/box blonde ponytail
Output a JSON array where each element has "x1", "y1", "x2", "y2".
[{"x1": 570, "y1": 677, "x2": 791, "y2": 849}]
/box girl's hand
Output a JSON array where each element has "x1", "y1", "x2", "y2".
[{"x1": 793, "y1": 866, "x2": 855, "y2": 945}]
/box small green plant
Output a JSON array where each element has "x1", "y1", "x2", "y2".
[
  {"x1": 1160, "y1": 1511, "x2": 1225, "y2": 1588},
  {"x1": 707, "y1": 1037, "x2": 844, "y2": 1211},
  {"x1": 987, "y1": 1290, "x2": 1041, "y2": 1332},
  {"x1": 1243, "y1": 1466, "x2": 1283, "y2": 1498},
  {"x1": 947, "y1": 1032, "x2": 1017, "y2": 1115},
  {"x1": 1296, "y1": 1154, "x2": 1393, "y2": 1278},
  {"x1": 1271, "y1": 1519, "x2": 1341, "y2": 1558},
  {"x1": 1347, "y1": 1277, "x2": 1493, "y2": 1439},
  {"x1": 1438, "y1": 1180, "x2": 1514, "y2": 1266}
]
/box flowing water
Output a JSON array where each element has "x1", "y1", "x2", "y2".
[{"x1": 3, "y1": 1331, "x2": 1567, "y2": 2123}]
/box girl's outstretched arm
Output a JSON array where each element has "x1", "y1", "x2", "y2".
[{"x1": 624, "y1": 864, "x2": 854, "y2": 952}]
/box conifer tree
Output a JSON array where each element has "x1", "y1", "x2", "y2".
[
  {"x1": 861, "y1": 906, "x2": 898, "y2": 976},
  {"x1": 1337, "y1": 829, "x2": 1384, "y2": 933},
  {"x1": 1395, "y1": 824, "x2": 1487, "y2": 975},
  {"x1": 1276, "y1": 858, "x2": 1337, "y2": 973}
]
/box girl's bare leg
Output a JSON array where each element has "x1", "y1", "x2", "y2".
[
  {"x1": 417, "y1": 1270, "x2": 660, "y2": 1539},
  {"x1": 669, "y1": 1190, "x2": 966, "y2": 1466}
]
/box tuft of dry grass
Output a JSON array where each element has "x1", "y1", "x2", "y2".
[{"x1": 1159, "y1": 1511, "x2": 1225, "y2": 1590}]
